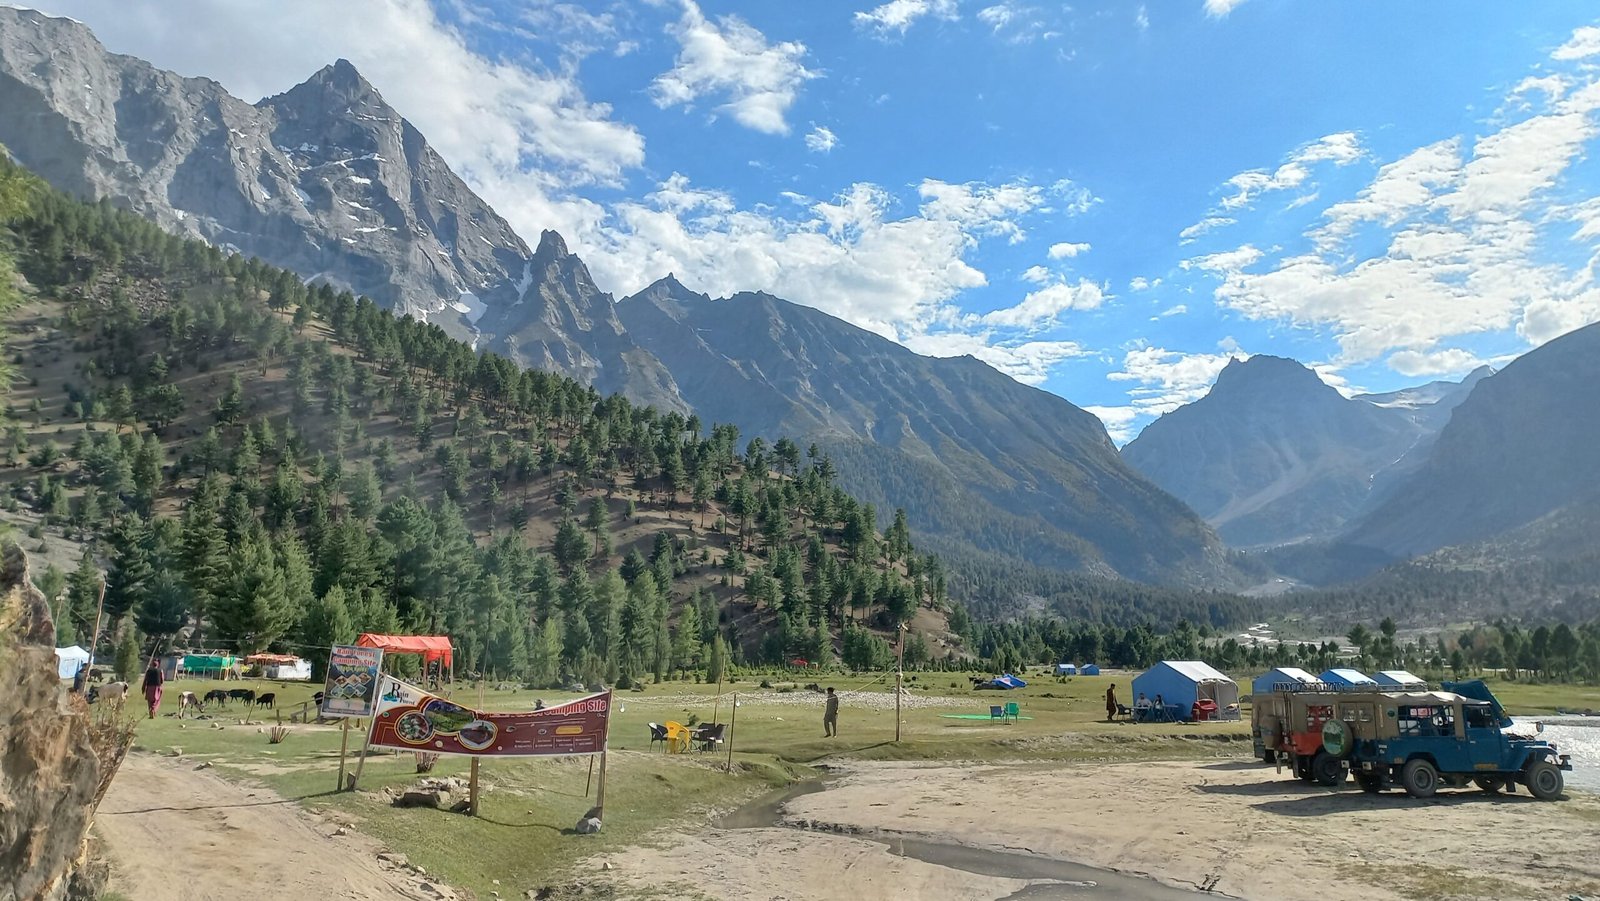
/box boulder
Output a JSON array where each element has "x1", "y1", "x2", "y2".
[
  {"x1": 392, "y1": 776, "x2": 471, "y2": 813},
  {"x1": 574, "y1": 806, "x2": 603, "y2": 835}
]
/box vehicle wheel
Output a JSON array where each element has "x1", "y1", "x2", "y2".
[
  {"x1": 1262, "y1": 749, "x2": 1275, "y2": 765},
  {"x1": 1525, "y1": 759, "x2": 1564, "y2": 801},
  {"x1": 1354, "y1": 772, "x2": 1382, "y2": 793},
  {"x1": 1312, "y1": 751, "x2": 1346, "y2": 787},
  {"x1": 1401, "y1": 759, "x2": 1438, "y2": 799},
  {"x1": 1294, "y1": 755, "x2": 1313, "y2": 782},
  {"x1": 1473, "y1": 776, "x2": 1506, "y2": 794}
]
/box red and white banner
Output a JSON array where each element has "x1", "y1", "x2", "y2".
[{"x1": 366, "y1": 677, "x2": 611, "y2": 757}]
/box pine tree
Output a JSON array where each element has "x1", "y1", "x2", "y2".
[
  {"x1": 136, "y1": 570, "x2": 191, "y2": 650},
  {"x1": 66, "y1": 549, "x2": 103, "y2": 650},
  {"x1": 706, "y1": 633, "x2": 727, "y2": 684},
  {"x1": 552, "y1": 517, "x2": 588, "y2": 576},
  {"x1": 214, "y1": 533, "x2": 294, "y2": 654},
  {"x1": 104, "y1": 514, "x2": 155, "y2": 623}
]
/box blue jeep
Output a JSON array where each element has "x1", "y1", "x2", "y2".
[{"x1": 1320, "y1": 680, "x2": 1573, "y2": 800}]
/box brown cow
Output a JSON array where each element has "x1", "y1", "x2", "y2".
[{"x1": 178, "y1": 691, "x2": 203, "y2": 718}]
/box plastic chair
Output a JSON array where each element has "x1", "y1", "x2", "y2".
[
  {"x1": 664, "y1": 721, "x2": 692, "y2": 753},
  {"x1": 692, "y1": 722, "x2": 725, "y2": 752},
  {"x1": 990, "y1": 705, "x2": 1005, "y2": 722},
  {"x1": 648, "y1": 722, "x2": 668, "y2": 751},
  {"x1": 1004, "y1": 702, "x2": 1020, "y2": 723}
]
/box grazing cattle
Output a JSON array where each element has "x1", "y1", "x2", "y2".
[
  {"x1": 254, "y1": 692, "x2": 276, "y2": 709},
  {"x1": 228, "y1": 688, "x2": 256, "y2": 704},
  {"x1": 204, "y1": 689, "x2": 230, "y2": 707},
  {"x1": 92, "y1": 681, "x2": 130, "y2": 705},
  {"x1": 178, "y1": 691, "x2": 203, "y2": 718}
]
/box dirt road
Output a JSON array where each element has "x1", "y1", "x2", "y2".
[
  {"x1": 96, "y1": 754, "x2": 442, "y2": 901},
  {"x1": 603, "y1": 759, "x2": 1600, "y2": 901}
]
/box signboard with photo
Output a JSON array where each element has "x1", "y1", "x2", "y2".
[
  {"x1": 321, "y1": 645, "x2": 384, "y2": 718},
  {"x1": 367, "y1": 677, "x2": 611, "y2": 757}
]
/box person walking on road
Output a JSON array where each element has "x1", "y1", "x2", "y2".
[
  {"x1": 1105, "y1": 684, "x2": 1118, "y2": 722},
  {"x1": 142, "y1": 659, "x2": 164, "y2": 719},
  {"x1": 823, "y1": 686, "x2": 840, "y2": 737}
]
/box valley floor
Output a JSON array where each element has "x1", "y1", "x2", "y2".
[
  {"x1": 99, "y1": 750, "x2": 1600, "y2": 901},
  {"x1": 605, "y1": 758, "x2": 1600, "y2": 901}
]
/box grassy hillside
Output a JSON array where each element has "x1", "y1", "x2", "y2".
[{"x1": 0, "y1": 159, "x2": 958, "y2": 681}]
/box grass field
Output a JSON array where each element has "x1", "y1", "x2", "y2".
[{"x1": 109, "y1": 667, "x2": 1592, "y2": 898}]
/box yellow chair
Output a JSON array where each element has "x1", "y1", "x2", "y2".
[{"x1": 664, "y1": 721, "x2": 692, "y2": 754}]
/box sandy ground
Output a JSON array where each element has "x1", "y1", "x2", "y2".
[
  {"x1": 96, "y1": 754, "x2": 448, "y2": 901},
  {"x1": 604, "y1": 759, "x2": 1600, "y2": 901}
]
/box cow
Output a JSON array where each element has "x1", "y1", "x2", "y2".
[
  {"x1": 228, "y1": 688, "x2": 256, "y2": 704},
  {"x1": 254, "y1": 692, "x2": 276, "y2": 709},
  {"x1": 204, "y1": 689, "x2": 230, "y2": 708},
  {"x1": 91, "y1": 681, "x2": 130, "y2": 705},
  {"x1": 178, "y1": 691, "x2": 203, "y2": 718}
]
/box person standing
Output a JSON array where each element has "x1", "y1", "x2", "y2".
[
  {"x1": 823, "y1": 686, "x2": 840, "y2": 737},
  {"x1": 142, "y1": 659, "x2": 164, "y2": 719},
  {"x1": 1105, "y1": 683, "x2": 1118, "y2": 722}
]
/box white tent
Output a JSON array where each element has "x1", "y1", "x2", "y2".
[{"x1": 54, "y1": 646, "x2": 90, "y2": 680}]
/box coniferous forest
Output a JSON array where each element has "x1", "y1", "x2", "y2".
[{"x1": 0, "y1": 157, "x2": 952, "y2": 683}]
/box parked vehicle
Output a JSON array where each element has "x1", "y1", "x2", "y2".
[
  {"x1": 1334, "y1": 681, "x2": 1572, "y2": 800},
  {"x1": 1253, "y1": 682, "x2": 1352, "y2": 786}
]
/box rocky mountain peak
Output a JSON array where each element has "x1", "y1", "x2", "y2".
[
  {"x1": 534, "y1": 229, "x2": 570, "y2": 260},
  {"x1": 1212, "y1": 354, "x2": 1334, "y2": 397}
]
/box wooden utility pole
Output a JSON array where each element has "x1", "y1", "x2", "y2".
[
  {"x1": 86, "y1": 580, "x2": 107, "y2": 672},
  {"x1": 724, "y1": 692, "x2": 738, "y2": 774},
  {"x1": 895, "y1": 625, "x2": 905, "y2": 743}
]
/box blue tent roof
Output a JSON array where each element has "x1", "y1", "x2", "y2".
[
  {"x1": 990, "y1": 674, "x2": 1027, "y2": 689},
  {"x1": 1373, "y1": 670, "x2": 1426, "y2": 688},
  {"x1": 1080, "y1": 664, "x2": 1100, "y2": 675},
  {"x1": 1056, "y1": 663, "x2": 1077, "y2": 674},
  {"x1": 1319, "y1": 668, "x2": 1376, "y2": 687}
]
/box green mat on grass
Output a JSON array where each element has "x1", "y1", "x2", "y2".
[{"x1": 939, "y1": 713, "x2": 1034, "y2": 720}]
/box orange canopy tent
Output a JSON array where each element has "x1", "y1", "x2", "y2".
[{"x1": 355, "y1": 633, "x2": 455, "y2": 680}]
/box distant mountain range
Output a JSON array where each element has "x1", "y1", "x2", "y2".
[
  {"x1": 1122, "y1": 355, "x2": 1489, "y2": 548},
  {"x1": 0, "y1": 7, "x2": 1241, "y2": 588}
]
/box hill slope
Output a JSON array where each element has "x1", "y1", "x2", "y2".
[
  {"x1": 1122, "y1": 355, "x2": 1483, "y2": 548},
  {"x1": 618, "y1": 277, "x2": 1239, "y2": 586},
  {"x1": 0, "y1": 163, "x2": 954, "y2": 676},
  {"x1": 1342, "y1": 321, "x2": 1600, "y2": 559}
]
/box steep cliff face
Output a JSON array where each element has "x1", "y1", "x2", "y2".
[
  {"x1": 0, "y1": 542, "x2": 101, "y2": 901},
  {"x1": 0, "y1": 7, "x2": 531, "y2": 340}
]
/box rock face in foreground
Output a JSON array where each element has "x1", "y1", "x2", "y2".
[{"x1": 0, "y1": 541, "x2": 101, "y2": 901}]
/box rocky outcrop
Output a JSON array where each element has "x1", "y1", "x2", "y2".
[
  {"x1": 0, "y1": 541, "x2": 101, "y2": 901},
  {"x1": 0, "y1": 7, "x2": 530, "y2": 341}
]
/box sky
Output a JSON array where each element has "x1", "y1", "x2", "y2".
[{"x1": 16, "y1": 0, "x2": 1600, "y2": 442}]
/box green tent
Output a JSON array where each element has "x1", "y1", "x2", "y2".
[{"x1": 182, "y1": 654, "x2": 237, "y2": 674}]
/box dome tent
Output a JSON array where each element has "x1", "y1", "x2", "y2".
[
  {"x1": 54, "y1": 645, "x2": 90, "y2": 680},
  {"x1": 1132, "y1": 661, "x2": 1238, "y2": 717}
]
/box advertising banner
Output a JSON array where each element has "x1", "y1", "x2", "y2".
[
  {"x1": 367, "y1": 677, "x2": 612, "y2": 757},
  {"x1": 321, "y1": 645, "x2": 384, "y2": 718}
]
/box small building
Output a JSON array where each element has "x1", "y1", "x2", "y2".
[
  {"x1": 1319, "y1": 668, "x2": 1376, "y2": 688},
  {"x1": 1132, "y1": 661, "x2": 1239, "y2": 714},
  {"x1": 54, "y1": 646, "x2": 90, "y2": 680},
  {"x1": 1251, "y1": 666, "x2": 1320, "y2": 695},
  {"x1": 1373, "y1": 670, "x2": 1427, "y2": 689}
]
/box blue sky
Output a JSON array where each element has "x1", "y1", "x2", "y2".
[{"x1": 22, "y1": 0, "x2": 1600, "y2": 441}]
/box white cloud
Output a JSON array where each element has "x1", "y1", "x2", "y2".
[
  {"x1": 1512, "y1": 74, "x2": 1567, "y2": 103},
  {"x1": 1128, "y1": 276, "x2": 1163, "y2": 291},
  {"x1": 979, "y1": 279, "x2": 1104, "y2": 328},
  {"x1": 614, "y1": 40, "x2": 640, "y2": 57},
  {"x1": 1047, "y1": 241, "x2": 1090, "y2": 259},
  {"x1": 1217, "y1": 132, "x2": 1364, "y2": 210},
  {"x1": 1158, "y1": 304, "x2": 1188, "y2": 317},
  {"x1": 1020, "y1": 265, "x2": 1052, "y2": 284},
  {"x1": 904, "y1": 332, "x2": 1088, "y2": 385},
  {"x1": 1553, "y1": 25, "x2": 1600, "y2": 61},
  {"x1": 854, "y1": 0, "x2": 959, "y2": 38},
  {"x1": 1083, "y1": 405, "x2": 1141, "y2": 445},
  {"x1": 1135, "y1": 4, "x2": 1149, "y2": 31},
  {"x1": 1179, "y1": 216, "x2": 1235, "y2": 242},
  {"x1": 1185, "y1": 36, "x2": 1600, "y2": 371},
  {"x1": 651, "y1": 0, "x2": 816, "y2": 135},
  {"x1": 1203, "y1": 0, "x2": 1248, "y2": 18},
  {"x1": 804, "y1": 124, "x2": 840, "y2": 153},
  {"x1": 1107, "y1": 344, "x2": 1250, "y2": 417},
  {"x1": 1387, "y1": 348, "x2": 1486, "y2": 378}
]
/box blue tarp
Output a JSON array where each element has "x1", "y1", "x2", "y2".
[
  {"x1": 1080, "y1": 664, "x2": 1100, "y2": 675},
  {"x1": 991, "y1": 674, "x2": 1027, "y2": 689},
  {"x1": 1056, "y1": 663, "x2": 1077, "y2": 675},
  {"x1": 1131, "y1": 660, "x2": 1239, "y2": 712},
  {"x1": 1319, "y1": 668, "x2": 1376, "y2": 687},
  {"x1": 1251, "y1": 666, "x2": 1320, "y2": 695}
]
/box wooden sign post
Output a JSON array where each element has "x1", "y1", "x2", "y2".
[
  {"x1": 468, "y1": 758, "x2": 481, "y2": 816},
  {"x1": 724, "y1": 692, "x2": 738, "y2": 774},
  {"x1": 335, "y1": 719, "x2": 352, "y2": 791}
]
